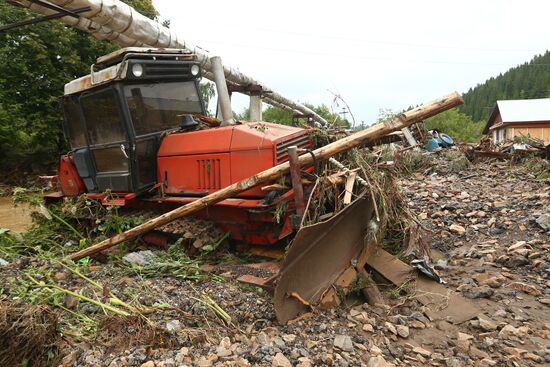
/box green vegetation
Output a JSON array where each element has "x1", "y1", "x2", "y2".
[
  {"x1": 0, "y1": 192, "x2": 226, "y2": 344},
  {"x1": 424, "y1": 108, "x2": 484, "y2": 143},
  {"x1": 442, "y1": 150, "x2": 471, "y2": 173},
  {"x1": 513, "y1": 156, "x2": 550, "y2": 179},
  {"x1": 0, "y1": 0, "x2": 158, "y2": 178},
  {"x1": 461, "y1": 51, "x2": 550, "y2": 121},
  {"x1": 237, "y1": 103, "x2": 350, "y2": 128}
]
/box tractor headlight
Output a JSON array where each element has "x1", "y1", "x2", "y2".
[
  {"x1": 190, "y1": 64, "x2": 200, "y2": 76},
  {"x1": 132, "y1": 63, "x2": 144, "y2": 77}
]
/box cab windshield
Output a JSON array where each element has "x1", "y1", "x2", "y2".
[{"x1": 123, "y1": 81, "x2": 202, "y2": 136}]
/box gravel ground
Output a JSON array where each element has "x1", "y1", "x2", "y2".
[{"x1": 1, "y1": 156, "x2": 548, "y2": 367}]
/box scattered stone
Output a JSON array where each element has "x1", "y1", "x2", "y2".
[
  {"x1": 396, "y1": 325, "x2": 410, "y2": 338},
  {"x1": 196, "y1": 357, "x2": 213, "y2": 367},
  {"x1": 282, "y1": 334, "x2": 296, "y2": 343},
  {"x1": 484, "y1": 276, "x2": 504, "y2": 288},
  {"x1": 498, "y1": 324, "x2": 530, "y2": 339},
  {"x1": 161, "y1": 320, "x2": 180, "y2": 336},
  {"x1": 477, "y1": 317, "x2": 498, "y2": 331},
  {"x1": 457, "y1": 332, "x2": 474, "y2": 341},
  {"x1": 363, "y1": 323, "x2": 374, "y2": 332},
  {"x1": 297, "y1": 357, "x2": 313, "y2": 367},
  {"x1": 462, "y1": 285, "x2": 494, "y2": 299},
  {"x1": 536, "y1": 213, "x2": 550, "y2": 230},
  {"x1": 385, "y1": 322, "x2": 397, "y2": 335},
  {"x1": 366, "y1": 355, "x2": 392, "y2": 367},
  {"x1": 216, "y1": 346, "x2": 232, "y2": 358},
  {"x1": 410, "y1": 320, "x2": 425, "y2": 329},
  {"x1": 370, "y1": 345, "x2": 382, "y2": 355},
  {"x1": 412, "y1": 346, "x2": 432, "y2": 357},
  {"x1": 506, "y1": 282, "x2": 542, "y2": 296},
  {"x1": 140, "y1": 362, "x2": 155, "y2": 367},
  {"x1": 470, "y1": 346, "x2": 490, "y2": 359},
  {"x1": 53, "y1": 271, "x2": 68, "y2": 281},
  {"x1": 122, "y1": 250, "x2": 156, "y2": 266},
  {"x1": 0, "y1": 258, "x2": 9, "y2": 267},
  {"x1": 333, "y1": 335, "x2": 354, "y2": 352},
  {"x1": 449, "y1": 224, "x2": 466, "y2": 235},
  {"x1": 480, "y1": 357, "x2": 497, "y2": 366},
  {"x1": 504, "y1": 255, "x2": 530, "y2": 268}
]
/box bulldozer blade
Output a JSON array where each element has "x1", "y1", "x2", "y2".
[{"x1": 274, "y1": 194, "x2": 376, "y2": 324}]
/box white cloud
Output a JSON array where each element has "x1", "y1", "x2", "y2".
[{"x1": 154, "y1": 0, "x2": 550, "y2": 123}]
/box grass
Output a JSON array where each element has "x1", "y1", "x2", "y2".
[
  {"x1": 0, "y1": 189, "x2": 231, "y2": 345},
  {"x1": 393, "y1": 150, "x2": 434, "y2": 176},
  {"x1": 122, "y1": 243, "x2": 217, "y2": 281},
  {"x1": 513, "y1": 156, "x2": 550, "y2": 179},
  {"x1": 442, "y1": 150, "x2": 471, "y2": 173}
]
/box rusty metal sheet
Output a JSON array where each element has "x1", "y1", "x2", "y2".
[{"x1": 274, "y1": 194, "x2": 375, "y2": 324}]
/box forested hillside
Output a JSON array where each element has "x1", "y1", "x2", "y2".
[{"x1": 460, "y1": 51, "x2": 550, "y2": 121}]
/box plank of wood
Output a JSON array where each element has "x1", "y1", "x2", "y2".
[
  {"x1": 364, "y1": 246, "x2": 478, "y2": 324},
  {"x1": 343, "y1": 172, "x2": 357, "y2": 205},
  {"x1": 67, "y1": 92, "x2": 463, "y2": 261}
]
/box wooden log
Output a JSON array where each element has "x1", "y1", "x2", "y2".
[
  {"x1": 67, "y1": 92, "x2": 463, "y2": 261},
  {"x1": 356, "y1": 267, "x2": 385, "y2": 306}
]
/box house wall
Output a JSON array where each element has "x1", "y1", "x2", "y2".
[{"x1": 505, "y1": 122, "x2": 550, "y2": 144}]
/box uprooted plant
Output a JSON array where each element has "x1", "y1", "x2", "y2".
[{"x1": 0, "y1": 301, "x2": 61, "y2": 367}]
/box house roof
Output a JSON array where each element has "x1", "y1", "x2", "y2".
[{"x1": 484, "y1": 98, "x2": 550, "y2": 134}]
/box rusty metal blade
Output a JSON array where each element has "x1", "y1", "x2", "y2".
[{"x1": 274, "y1": 195, "x2": 375, "y2": 324}]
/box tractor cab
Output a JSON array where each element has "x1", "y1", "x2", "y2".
[{"x1": 60, "y1": 47, "x2": 205, "y2": 194}]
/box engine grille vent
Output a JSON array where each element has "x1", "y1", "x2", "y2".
[
  {"x1": 197, "y1": 159, "x2": 221, "y2": 190},
  {"x1": 144, "y1": 63, "x2": 191, "y2": 79},
  {"x1": 276, "y1": 134, "x2": 312, "y2": 163}
]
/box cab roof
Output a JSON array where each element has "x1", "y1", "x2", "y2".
[
  {"x1": 96, "y1": 47, "x2": 194, "y2": 66},
  {"x1": 64, "y1": 47, "x2": 196, "y2": 96}
]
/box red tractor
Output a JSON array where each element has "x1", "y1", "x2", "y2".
[{"x1": 50, "y1": 47, "x2": 312, "y2": 246}]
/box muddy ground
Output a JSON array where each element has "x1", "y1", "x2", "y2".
[{"x1": 0, "y1": 155, "x2": 548, "y2": 367}]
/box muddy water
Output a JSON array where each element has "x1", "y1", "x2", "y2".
[{"x1": 0, "y1": 197, "x2": 34, "y2": 233}]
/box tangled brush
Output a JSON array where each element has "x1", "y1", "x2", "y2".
[
  {"x1": 0, "y1": 301, "x2": 60, "y2": 367},
  {"x1": 95, "y1": 315, "x2": 176, "y2": 353},
  {"x1": 300, "y1": 147, "x2": 430, "y2": 258}
]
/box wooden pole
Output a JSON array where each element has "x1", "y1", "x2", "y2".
[
  {"x1": 67, "y1": 92, "x2": 463, "y2": 261},
  {"x1": 288, "y1": 146, "x2": 306, "y2": 218}
]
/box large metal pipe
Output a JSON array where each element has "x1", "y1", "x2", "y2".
[
  {"x1": 8, "y1": 0, "x2": 328, "y2": 126},
  {"x1": 211, "y1": 56, "x2": 235, "y2": 126}
]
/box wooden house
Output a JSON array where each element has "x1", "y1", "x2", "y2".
[{"x1": 483, "y1": 98, "x2": 550, "y2": 144}]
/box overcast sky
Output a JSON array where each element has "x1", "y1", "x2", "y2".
[{"x1": 153, "y1": 0, "x2": 549, "y2": 124}]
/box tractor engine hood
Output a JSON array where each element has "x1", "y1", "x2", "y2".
[{"x1": 156, "y1": 122, "x2": 312, "y2": 197}]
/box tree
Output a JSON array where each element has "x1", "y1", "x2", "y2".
[
  {"x1": 0, "y1": 0, "x2": 159, "y2": 176},
  {"x1": 237, "y1": 103, "x2": 349, "y2": 128},
  {"x1": 461, "y1": 51, "x2": 550, "y2": 121},
  {"x1": 424, "y1": 108, "x2": 484, "y2": 143},
  {"x1": 199, "y1": 81, "x2": 216, "y2": 116}
]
